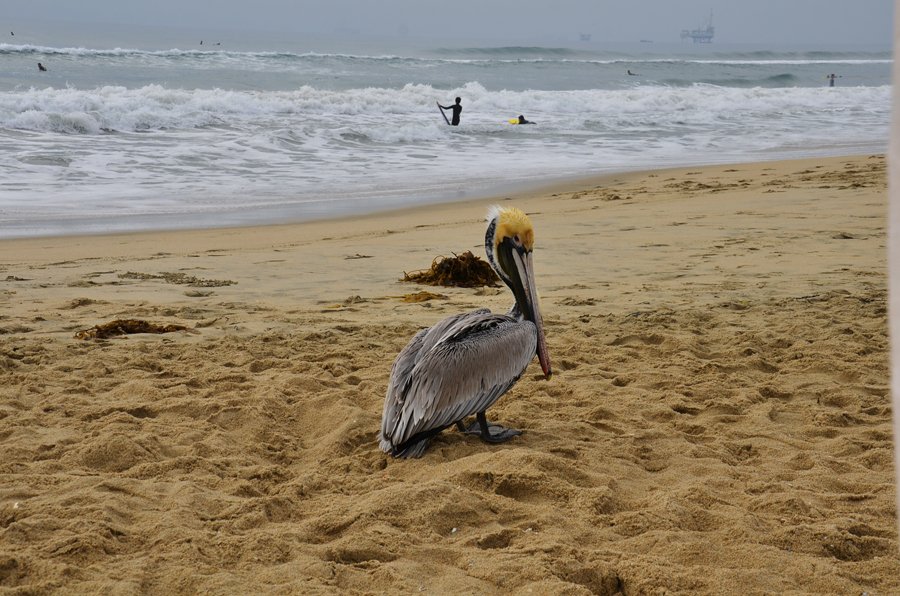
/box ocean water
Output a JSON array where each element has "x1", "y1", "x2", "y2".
[{"x1": 0, "y1": 26, "x2": 891, "y2": 237}]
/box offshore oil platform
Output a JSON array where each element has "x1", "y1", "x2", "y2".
[{"x1": 681, "y1": 12, "x2": 714, "y2": 43}]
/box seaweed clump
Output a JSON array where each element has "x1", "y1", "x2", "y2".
[
  {"x1": 75, "y1": 319, "x2": 188, "y2": 340},
  {"x1": 118, "y1": 271, "x2": 236, "y2": 287},
  {"x1": 403, "y1": 251, "x2": 499, "y2": 288}
]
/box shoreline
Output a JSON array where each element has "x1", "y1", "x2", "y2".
[
  {"x1": 1, "y1": 153, "x2": 895, "y2": 593},
  {"x1": 1, "y1": 150, "x2": 886, "y2": 243},
  {"x1": 0, "y1": 151, "x2": 880, "y2": 247}
]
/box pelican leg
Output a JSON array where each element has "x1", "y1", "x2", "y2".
[{"x1": 459, "y1": 412, "x2": 521, "y2": 443}]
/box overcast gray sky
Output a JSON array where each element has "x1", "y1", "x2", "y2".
[{"x1": 5, "y1": 0, "x2": 894, "y2": 46}]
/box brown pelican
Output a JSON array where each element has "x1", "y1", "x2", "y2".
[{"x1": 379, "y1": 206, "x2": 552, "y2": 458}]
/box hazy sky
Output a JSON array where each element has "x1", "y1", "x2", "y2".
[{"x1": 5, "y1": 0, "x2": 894, "y2": 46}]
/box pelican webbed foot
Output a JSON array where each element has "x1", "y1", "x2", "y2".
[{"x1": 456, "y1": 412, "x2": 522, "y2": 444}]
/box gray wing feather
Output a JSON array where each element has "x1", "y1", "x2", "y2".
[
  {"x1": 380, "y1": 308, "x2": 537, "y2": 452},
  {"x1": 379, "y1": 310, "x2": 481, "y2": 451}
]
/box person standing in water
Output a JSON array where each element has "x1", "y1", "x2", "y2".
[
  {"x1": 439, "y1": 97, "x2": 462, "y2": 126},
  {"x1": 826, "y1": 73, "x2": 840, "y2": 87}
]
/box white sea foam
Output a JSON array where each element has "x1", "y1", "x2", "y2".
[{"x1": 1, "y1": 82, "x2": 887, "y2": 134}]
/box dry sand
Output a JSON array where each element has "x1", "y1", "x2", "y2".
[{"x1": 1, "y1": 154, "x2": 897, "y2": 594}]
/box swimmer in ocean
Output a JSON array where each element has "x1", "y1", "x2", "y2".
[{"x1": 439, "y1": 97, "x2": 462, "y2": 126}]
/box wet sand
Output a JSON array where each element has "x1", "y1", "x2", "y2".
[{"x1": 1, "y1": 154, "x2": 897, "y2": 593}]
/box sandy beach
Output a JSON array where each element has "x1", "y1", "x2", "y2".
[{"x1": 1, "y1": 154, "x2": 896, "y2": 593}]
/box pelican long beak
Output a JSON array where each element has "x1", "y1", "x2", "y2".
[{"x1": 500, "y1": 240, "x2": 552, "y2": 378}]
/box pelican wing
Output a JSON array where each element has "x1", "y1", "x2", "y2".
[{"x1": 380, "y1": 308, "x2": 537, "y2": 451}]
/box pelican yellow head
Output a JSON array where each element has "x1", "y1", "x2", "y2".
[{"x1": 489, "y1": 206, "x2": 535, "y2": 251}]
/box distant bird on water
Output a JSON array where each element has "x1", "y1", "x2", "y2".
[{"x1": 379, "y1": 206, "x2": 552, "y2": 458}]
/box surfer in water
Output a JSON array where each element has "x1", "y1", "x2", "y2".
[
  {"x1": 38, "y1": 62, "x2": 47, "y2": 72},
  {"x1": 439, "y1": 97, "x2": 462, "y2": 126}
]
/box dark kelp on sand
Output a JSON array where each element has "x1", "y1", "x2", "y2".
[{"x1": 402, "y1": 251, "x2": 499, "y2": 288}]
